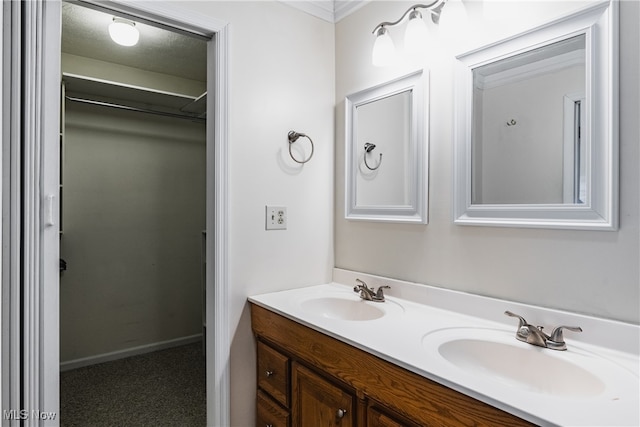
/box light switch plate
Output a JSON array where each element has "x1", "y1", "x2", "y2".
[{"x1": 265, "y1": 206, "x2": 287, "y2": 230}]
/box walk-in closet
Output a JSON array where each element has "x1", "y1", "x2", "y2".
[{"x1": 59, "y1": 2, "x2": 207, "y2": 424}]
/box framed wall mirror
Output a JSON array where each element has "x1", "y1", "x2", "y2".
[
  {"x1": 345, "y1": 70, "x2": 428, "y2": 223},
  {"x1": 453, "y1": 1, "x2": 618, "y2": 230}
]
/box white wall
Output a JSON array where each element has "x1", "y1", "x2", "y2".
[
  {"x1": 175, "y1": 2, "x2": 335, "y2": 425},
  {"x1": 335, "y1": 1, "x2": 639, "y2": 324}
]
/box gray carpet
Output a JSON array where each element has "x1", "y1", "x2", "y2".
[{"x1": 61, "y1": 342, "x2": 206, "y2": 426}]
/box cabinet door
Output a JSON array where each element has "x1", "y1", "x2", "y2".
[{"x1": 292, "y1": 362, "x2": 354, "y2": 427}]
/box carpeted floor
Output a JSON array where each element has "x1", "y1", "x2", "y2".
[{"x1": 60, "y1": 342, "x2": 206, "y2": 426}]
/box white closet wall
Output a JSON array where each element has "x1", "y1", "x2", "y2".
[{"x1": 60, "y1": 57, "x2": 206, "y2": 364}]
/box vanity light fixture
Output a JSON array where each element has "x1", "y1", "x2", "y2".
[
  {"x1": 109, "y1": 17, "x2": 139, "y2": 47},
  {"x1": 372, "y1": 27, "x2": 395, "y2": 67},
  {"x1": 372, "y1": 0, "x2": 448, "y2": 66},
  {"x1": 404, "y1": 9, "x2": 430, "y2": 54}
]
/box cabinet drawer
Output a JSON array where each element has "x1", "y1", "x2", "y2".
[
  {"x1": 257, "y1": 390, "x2": 290, "y2": 427},
  {"x1": 257, "y1": 341, "x2": 290, "y2": 407}
]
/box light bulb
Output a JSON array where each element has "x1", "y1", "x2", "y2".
[
  {"x1": 438, "y1": 0, "x2": 469, "y2": 44},
  {"x1": 404, "y1": 10, "x2": 429, "y2": 55},
  {"x1": 109, "y1": 18, "x2": 139, "y2": 47},
  {"x1": 372, "y1": 27, "x2": 395, "y2": 67}
]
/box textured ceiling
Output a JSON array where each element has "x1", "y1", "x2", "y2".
[{"x1": 61, "y1": 2, "x2": 207, "y2": 82}]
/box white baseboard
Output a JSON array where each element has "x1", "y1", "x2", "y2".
[{"x1": 60, "y1": 334, "x2": 203, "y2": 372}]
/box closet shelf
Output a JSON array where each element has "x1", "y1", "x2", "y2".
[
  {"x1": 62, "y1": 73, "x2": 206, "y2": 119},
  {"x1": 180, "y1": 92, "x2": 207, "y2": 116}
]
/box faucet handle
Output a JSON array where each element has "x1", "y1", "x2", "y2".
[
  {"x1": 504, "y1": 310, "x2": 528, "y2": 329},
  {"x1": 354, "y1": 278, "x2": 367, "y2": 292},
  {"x1": 505, "y1": 311, "x2": 535, "y2": 343},
  {"x1": 354, "y1": 279, "x2": 375, "y2": 300},
  {"x1": 547, "y1": 325, "x2": 582, "y2": 351},
  {"x1": 355, "y1": 278, "x2": 367, "y2": 287}
]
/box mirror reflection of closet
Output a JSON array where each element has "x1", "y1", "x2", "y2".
[{"x1": 60, "y1": 2, "x2": 207, "y2": 424}]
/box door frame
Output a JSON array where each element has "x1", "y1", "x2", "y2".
[{"x1": 2, "y1": 1, "x2": 230, "y2": 425}]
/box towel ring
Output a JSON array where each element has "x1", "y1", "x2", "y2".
[
  {"x1": 363, "y1": 142, "x2": 382, "y2": 171},
  {"x1": 288, "y1": 130, "x2": 314, "y2": 164}
]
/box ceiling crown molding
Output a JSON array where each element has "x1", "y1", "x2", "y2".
[
  {"x1": 280, "y1": 0, "x2": 368, "y2": 23},
  {"x1": 334, "y1": 0, "x2": 369, "y2": 22}
]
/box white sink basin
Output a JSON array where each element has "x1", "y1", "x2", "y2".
[
  {"x1": 438, "y1": 337, "x2": 604, "y2": 396},
  {"x1": 298, "y1": 293, "x2": 404, "y2": 321},
  {"x1": 422, "y1": 327, "x2": 639, "y2": 399}
]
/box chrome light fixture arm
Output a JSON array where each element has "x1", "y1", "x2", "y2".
[{"x1": 371, "y1": 0, "x2": 446, "y2": 34}]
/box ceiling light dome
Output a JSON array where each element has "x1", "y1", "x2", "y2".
[{"x1": 109, "y1": 17, "x2": 139, "y2": 47}]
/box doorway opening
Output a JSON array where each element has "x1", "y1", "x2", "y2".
[{"x1": 59, "y1": 2, "x2": 208, "y2": 424}]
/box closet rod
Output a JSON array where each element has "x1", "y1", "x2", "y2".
[{"x1": 65, "y1": 96, "x2": 205, "y2": 122}]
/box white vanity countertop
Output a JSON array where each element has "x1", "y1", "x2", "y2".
[{"x1": 249, "y1": 280, "x2": 640, "y2": 427}]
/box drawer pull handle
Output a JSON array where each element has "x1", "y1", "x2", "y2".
[
  {"x1": 265, "y1": 370, "x2": 274, "y2": 377},
  {"x1": 266, "y1": 424, "x2": 273, "y2": 427},
  {"x1": 336, "y1": 408, "x2": 347, "y2": 418}
]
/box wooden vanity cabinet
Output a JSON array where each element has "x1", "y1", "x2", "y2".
[{"x1": 251, "y1": 303, "x2": 534, "y2": 427}]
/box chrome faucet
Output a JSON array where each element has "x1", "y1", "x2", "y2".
[
  {"x1": 505, "y1": 311, "x2": 582, "y2": 351},
  {"x1": 354, "y1": 279, "x2": 389, "y2": 302}
]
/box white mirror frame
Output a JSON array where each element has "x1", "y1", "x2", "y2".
[
  {"x1": 453, "y1": 1, "x2": 618, "y2": 230},
  {"x1": 345, "y1": 70, "x2": 429, "y2": 223}
]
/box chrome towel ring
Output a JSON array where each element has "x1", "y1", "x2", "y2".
[
  {"x1": 363, "y1": 142, "x2": 382, "y2": 171},
  {"x1": 288, "y1": 130, "x2": 314, "y2": 164}
]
